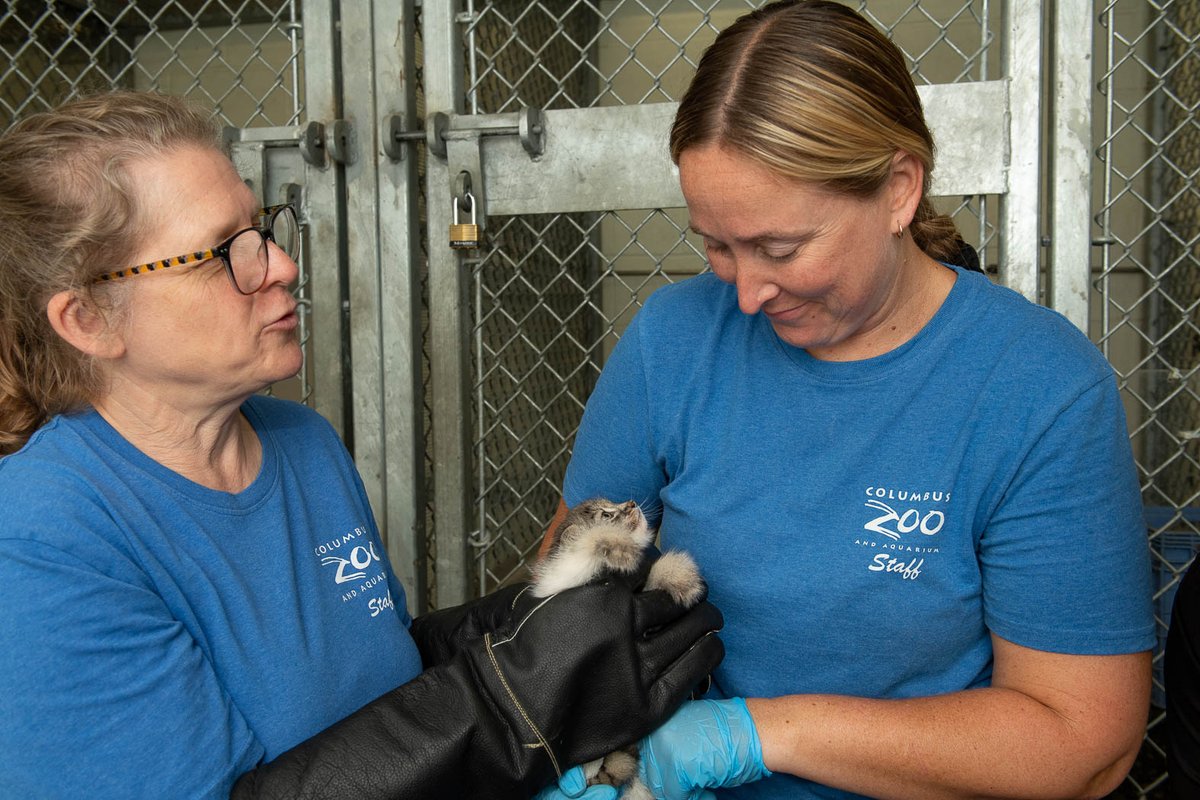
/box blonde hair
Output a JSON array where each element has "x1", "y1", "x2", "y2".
[
  {"x1": 671, "y1": 0, "x2": 964, "y2": 262},
  {"x1": 0, "y1": 91, "x2": 219, "y2": 455}
]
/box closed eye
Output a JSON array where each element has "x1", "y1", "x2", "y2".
[{"x1": 759, "y1": 247, "x2": 798, "y2": 263}]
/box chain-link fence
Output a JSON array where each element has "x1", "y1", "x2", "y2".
[{"x1": 1096, "y1": 1, "x2": 1200, "y2": 796}]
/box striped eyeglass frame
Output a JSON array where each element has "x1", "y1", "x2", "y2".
[{"x1": 92, "y1": 204, "x2": 296, "y2": 295}]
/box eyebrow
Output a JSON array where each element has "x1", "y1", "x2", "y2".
[
  {"x1": 205, "y1": 204, "x2": 263, "y2": 246},
  {"x1": 688, "y1": 224, "x2": 813, "y2": 246}
]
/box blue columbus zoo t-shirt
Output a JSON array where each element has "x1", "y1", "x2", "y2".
[
  {"x1": 564, "y1": 267, "x2": 1154, "y2": 800},
  {"x1": 0, "y1": 395, "x2": 423, "y2": 798}
]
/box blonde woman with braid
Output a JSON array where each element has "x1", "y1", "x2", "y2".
[{"x1": 540, "y1": 2, "x2": 1153, "y2": 798}]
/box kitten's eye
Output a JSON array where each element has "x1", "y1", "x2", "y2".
[{"x1": 600, "y1": 509, "x2": 616, "y2": 520}]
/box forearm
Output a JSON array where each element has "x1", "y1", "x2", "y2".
[
  {"x1": 232, "y1": 652, "x2": 548, "y2": 800},
  {"x1": 747, "y1": 686, "x2": 1144, "y2": 800}
]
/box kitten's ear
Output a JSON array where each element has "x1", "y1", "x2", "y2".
[{"x1": 554, "y1": 522, "x2": 578, "y2": 544}]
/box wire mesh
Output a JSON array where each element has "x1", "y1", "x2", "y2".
[{"x1": 1095, "y1": 0, "x2": 1199, "y2": 796}]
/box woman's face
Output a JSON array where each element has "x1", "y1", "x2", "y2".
[
  {"x1": 105, "y1": 145, "x2": 302, "y2": 407},
  {"x1": 678, "y1": 143, "x2": 916, "y2": 360}
]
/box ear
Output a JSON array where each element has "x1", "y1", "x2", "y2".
[
  {"x1": 552, "y1": 522, "x2": 585, "y2": 550},
  {"x1": 886, "y1": 149, "x2": 926, "y2": 227},
  {"x1": 45, "y1": 290, "x2": 125, "y2": 360}
]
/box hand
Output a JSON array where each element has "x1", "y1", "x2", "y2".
[
  {"x1": 409, "y1": 582, "x2": 528, "y2": 666},
  {"x1": 532, "y1": 765, "x2": 618, "y2": 800},
  {"x1": 638, "y1": 698, "x2": 770, "y2": 800},
  {"x1": 479, "y1": 575, "x2": 725, "y2": 777}
]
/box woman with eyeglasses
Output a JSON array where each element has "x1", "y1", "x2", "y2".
[{"x1": 0, "y1": 91, "x2": 722, "y2": 800}]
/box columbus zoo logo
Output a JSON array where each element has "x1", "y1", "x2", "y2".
[
  {"x1": 315, "y1": 526, "x2": 396, "y2": 618},
  {"x1": 854, "y1": 485, "x2": 948, "y2": 581}
]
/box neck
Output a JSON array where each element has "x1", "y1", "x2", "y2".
[
  {"x1": 93, "y1": 386, "x2": 262, "y2": 493},
  {"x1": 811, "y1": 244, "x2": 957, "y2": 362}
]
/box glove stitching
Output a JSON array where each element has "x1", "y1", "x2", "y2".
[
  {"x1": 491, "y1": 594, "x2": 556, "y2": 647},
  {"x1": 510, "y1": 584, "x2": 533, "y2": 610},
  {"x1": 483, "y1": 631, "x2": 563, "y2": 779}
]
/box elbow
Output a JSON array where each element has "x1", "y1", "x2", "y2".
[
  {"x1": 1067, "y1": 716, "x2": 1147, "y2": 800},
  {"x1": 1072, "y1": 743, "x2": 1142, "y2": 800}
]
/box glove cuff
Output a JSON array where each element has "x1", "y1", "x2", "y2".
[{"x1": 722, "y1": 698, "x2": 773, "y2": 783}]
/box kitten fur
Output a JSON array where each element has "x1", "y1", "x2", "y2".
[{"x1": 532, "y1": 498, "x2": 705, "y2": 799}]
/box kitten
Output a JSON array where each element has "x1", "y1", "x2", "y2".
[{"x1": 532, "y1": 498, "x2": 706, "y2": 800}]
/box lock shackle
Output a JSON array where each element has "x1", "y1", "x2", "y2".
[{"x1": 453, "y1": 191, "x2": 477, "y2": 225}]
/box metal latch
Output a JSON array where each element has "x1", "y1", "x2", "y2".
[{"x1": 301, "y1": 120, "x2": 356, "y2": 167}]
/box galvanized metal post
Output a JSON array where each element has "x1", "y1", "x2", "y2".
[
  {"x1": 339, "y1": 2, "x2": 388, "y2": 550},
  {"x1": 302, "y1": 0, "x2": 349, "y2": 437},
  {"x1": 424, "y1": 0, "x2": 474, "y2": 607},
  {"x1": 1049, "y1": 0, "x2": 1094, "y2": 331},
  {"x1": 375, "y1": 0, "x2": 427, "y2": 611},
  {"x1": 1001, "y1": 0, "x2": 1044, "y2": 302},
  {"x1": 336, "y1": 0, "x2": 427, "y2": 609}
]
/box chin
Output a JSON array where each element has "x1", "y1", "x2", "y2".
[
  {"x1": 261, "y1": 346, "x2": 305, "y2": 386},
  {"x1": 770, "y1": 322, "x2": 825, "y2": 351}
]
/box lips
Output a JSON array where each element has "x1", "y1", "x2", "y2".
[
  {"x1": 764, "y1": 302, "x2": 807, "y2": 322},
  {"x1": 266, "y1": 304, "x2": 299, "y2": 330}
]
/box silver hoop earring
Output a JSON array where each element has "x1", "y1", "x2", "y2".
[{"x1": 894, "y1": 221, "x2": 905, "y2": 239}]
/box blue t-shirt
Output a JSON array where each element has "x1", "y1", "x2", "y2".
[
  {"x1": 564, "y1": 267, "x2": 1154, "y2": 799},
  {"x1": 0, "y1": 395, "x2": 423, "y2": 799}
]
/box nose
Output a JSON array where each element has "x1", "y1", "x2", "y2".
[
  {"x1": 265, "y1": 239, "x2": 300, "y2": 289},
  {"x1": 734, "y1": 260, "x2": 779, "y2": 316}
]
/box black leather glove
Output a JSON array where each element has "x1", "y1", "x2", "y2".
[
  {"x1": 408, "y1": 582, "x2": 527, "y2": 667},
  {"x1": 231, "y1": 577, "x2": 723, "y2": 800},
  {"x1": 409, "y1": 543, "x2": 669, "y2": 668}
]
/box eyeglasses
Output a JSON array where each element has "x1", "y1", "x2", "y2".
[{"x1": 93, "y1": 204, "x2": 300, "y2": 295}]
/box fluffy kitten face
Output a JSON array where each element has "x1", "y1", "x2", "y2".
[
  {"x1": 531, "y1": 499, "x2": 653, "y2": 597},
  {"x1": 553, "y1": 498, "x2": 651, "y2": 551}
]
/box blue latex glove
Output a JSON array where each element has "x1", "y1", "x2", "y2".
[
  {"x1": 533, "y1": 765, "x2": 619, "y2": 800},
  {"x1": 638, "y1": 698, "x2": 771, "y2": 800}
]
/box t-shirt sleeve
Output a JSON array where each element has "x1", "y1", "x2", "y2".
[
  {"x1": 0, "y1": 537, "x2": 261, "y2": 798},
  {"x1": 979, "y1": 374, "x2": 1155, "y2": 654},
  {"x1": 563, "y1": 313, "x2": 669, "y2": 526}
]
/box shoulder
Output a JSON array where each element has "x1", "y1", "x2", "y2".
[
  {"x1": 244, "y1": 393, "x2": 334, "y2": 432},
  {"x1": 0, "y1": 414, "x2": 103, "y2": 504},
  {"x1": 629, "y1": 273, "x2": 745, "y2": 352},
  {"x1": 0, "y1": 416, "x2": 140, "y2": 566},
  {"x1": 949, "y1": 269, "x2": 1115, "y2": 389},
  {"x1": 244, "y1": 395, "x2": 362, "y2": 489},
  {"x1": 640, "y1": 272, "x2": 735, "y2": 320}
]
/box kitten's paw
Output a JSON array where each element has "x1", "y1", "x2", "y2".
[
  {"x1": 645, "y1": 550, "x2": 704, "y2": 606},
  {"x1": 594, "y1": 746, "x2": 639, "y2": 786},
  {"x1": 591, "y1": 528, "x2": 644, "y2": 575}
]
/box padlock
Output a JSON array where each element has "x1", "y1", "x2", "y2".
[{"x1": 449, "y1": 192, "x2": 481, "y2": 249}]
